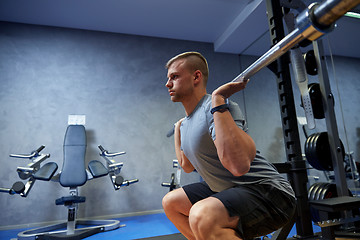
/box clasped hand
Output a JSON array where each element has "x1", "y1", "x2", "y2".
[{"x1": 211, "y1": 79, "x2": 249, "y2": 106}]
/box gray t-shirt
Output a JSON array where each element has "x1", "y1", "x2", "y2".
[{"x1": 180, "y1": 94, "x2": 294, "y2": 197}]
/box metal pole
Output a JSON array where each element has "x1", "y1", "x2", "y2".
[
  {"x1": 313, "y1": 40, "x2": 349, "y2": 197},
  {"x1": 232, "y1": 0, "x2": 360, "y2": 83},
  {"x1": 265, "y1": 0, "x2": 315, "y2": 237}
]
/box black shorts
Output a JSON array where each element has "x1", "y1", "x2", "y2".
[{"x1": 183, "y1": 181, "x2": 296, "y2": 240}]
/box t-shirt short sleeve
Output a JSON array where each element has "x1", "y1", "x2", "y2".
[{"x1": 209, "y1": 100, "x2": 247, "y2": 141}]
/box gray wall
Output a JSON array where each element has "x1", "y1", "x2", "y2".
[
  {"x1": 0, "y1": 21, "x2": 359, "y2": 228},
  {"x1": 0, "y1": 22, "x2": 241, "y2": 227}
]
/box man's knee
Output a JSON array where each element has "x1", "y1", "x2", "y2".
[
  {"x1": 162, "y1": 188, "x2": 190, "y2": 214},
  {"x1": 189, "y1": 201, "x2": 215, "y2": 234},
  {"x1": 188, "y1": 198, "x2": 239, "y2": 237},
  {"x1": 162, "y1": 191, "x2": 176, "y2": 212}
]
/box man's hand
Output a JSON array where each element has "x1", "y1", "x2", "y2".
[
  {"x1": 175, "y1": 118, "x2": 185, "y2": 129},
  {"x1": 212, "y1": 80, "x2": 249, "y2": 104}
]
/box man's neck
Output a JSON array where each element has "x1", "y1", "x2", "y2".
[{"x1": 182, "y1": 92, "x2": 207, "y2": 116}]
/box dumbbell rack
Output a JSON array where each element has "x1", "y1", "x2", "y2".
[{"x1": 264, "y1": 0, "x2": 359, "y2": 239}]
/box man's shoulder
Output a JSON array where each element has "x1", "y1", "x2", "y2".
[{"x1": 201, "y1": 94, "x2": 212, "y2": 110}]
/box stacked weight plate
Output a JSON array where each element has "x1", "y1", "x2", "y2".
[
  {"x1": 308, "y1": 182, "x2": 355, "y2": 223},
  {"x1": 305, "y1": 132, "x2": 345, "y2": 171}
]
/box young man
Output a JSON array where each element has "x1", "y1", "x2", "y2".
[{"x1": 163, "y1": 52, "x2": 296, "y2": 240}]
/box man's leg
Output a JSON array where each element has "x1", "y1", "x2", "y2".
[
  {"x1": 189, "y1": 197, "x2": 241, "y2": 240},
  {"x1": 162, "y1": 188, "x2": 196, "y2": 240}
]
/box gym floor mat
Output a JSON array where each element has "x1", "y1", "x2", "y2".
[
  {"x1": 136, "y1": 233, "x2": 186, "y2": 240},
  {"x1": 0, "y1": 212, "x2": 319, "y2": 239}
]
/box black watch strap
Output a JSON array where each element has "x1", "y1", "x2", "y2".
[{"x1": 210, "y1": 103, "x2": 230, "y2": 114}]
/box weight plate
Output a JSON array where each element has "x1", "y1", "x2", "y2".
[
  {"x1": 308, "y1": 182, "x2": 315, "y2": 199},
  {"x1": 305, "y1": 134, "x2": 313, "y2": 160},
  {"x1": 306, "y1": 134, "x2": 319, "y2": 170},
  {"x1": 311, "y1": 133, "x2": 324, "y2": 170},
  {"x1": 305, "y1": 135, "x2": 314, "y2": 166},
  {"x1": 314, "y1": 132, "x2": 332, "y2": 171},
  {"x1": 308, "y1": 182, "x2": 321, "y2": 200},
  {"x1": 310, "y1": 182, "x2": 322, "y2": 201},
  {"x1": 314, "y1": 183, "x2": 323, "y2": 200},
  {"x1": 313, "y1": 183, "x2": 324, "y2": 201},
  {"x1": 312, "y1": 183, "x2": 333, "y2": 222},
  {"x1": 312, "y1": 133, "x2": 323, "y2": 170},
  {"x1": 324, "y1": 183, "x2": 337, "y2": 199},
  {"x1": 309, "y1": 182, "x2": 325, "y2": 222},
  {"x1": 308, "y1": 83, "x2": 325, "y2": 119},
  {"x1": 318, "y1": 183, "x2": 330, "y2": 200},
  {"x1": 305, "y1": 50, "x2": 318, "y2": 76},
  {"x1": 316, "y1": 132, "x2": 345, "y2": 171}
]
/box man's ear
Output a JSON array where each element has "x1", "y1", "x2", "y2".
[{"x1": 193, "y1": 70, "x2": 202, "y2": 86}]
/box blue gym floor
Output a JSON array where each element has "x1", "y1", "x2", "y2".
[{"x1": 0, "y1": 212, "x2": 320, "y2": 240}]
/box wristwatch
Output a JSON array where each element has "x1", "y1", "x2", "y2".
[{"x1": 210, "y1": 103, "x2": 229, "y2": 114}]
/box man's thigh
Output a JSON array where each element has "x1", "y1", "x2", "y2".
[
  {"x1": 183, "y1": 182, "x2": 240, "y2": 229},
  {"x1": 183, "y1": 181, "x2": 295, "y2": 239},
  {"x1": 190, "y1": 196, "x2": 240, "y2": 229},
  {"x1": 183, "y1": 181, "x2": 216, "y2": 204},
  {"x1": 163, "y1": 187, "x2": 193, "y2": 216},
  {"x1": 213, "y1": 184, "x2": 295, "y2": 239}
]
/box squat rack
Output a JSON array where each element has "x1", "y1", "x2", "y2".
[{"x1": 232, "y1": 0, "x2": 360, "y2": 238}]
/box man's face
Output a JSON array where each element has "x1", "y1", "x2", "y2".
[{"x1": 166, "y1": 59, "x2": 194, "y2": 102}]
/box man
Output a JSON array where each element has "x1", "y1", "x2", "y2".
[{"x1": 162, "y1": 52, "x2": 296, "y2": 240}]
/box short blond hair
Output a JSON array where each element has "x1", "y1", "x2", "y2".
[{"x1": 166, "y1": 52, "x2": 209, "y2": 85}]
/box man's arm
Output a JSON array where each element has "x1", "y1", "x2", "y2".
[
  {"x1": 211, "y1": 81, "x2": 256, "y2": 177},
  {"x1": 174, "y1": 118, "x2": 195, "y2": 173}
]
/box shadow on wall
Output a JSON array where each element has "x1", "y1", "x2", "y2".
[{"x1": 266, "y1": 127, "x2": 285, "y2": 163}]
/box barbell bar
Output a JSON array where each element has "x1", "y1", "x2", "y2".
[{"x1": 231, "y1": 0, "x2": 360, "y2": 84}]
